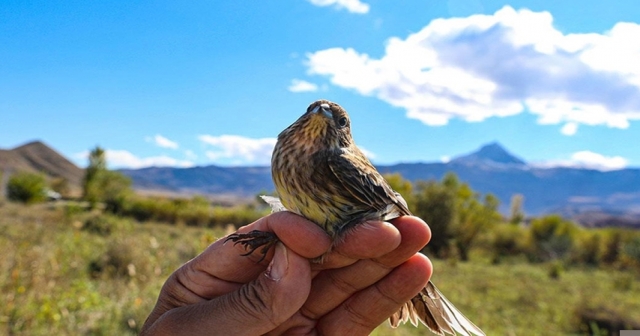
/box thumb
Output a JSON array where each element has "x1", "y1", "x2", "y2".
[{"x1": 149, "y1": 242, "x2": 312, "y2": 335}]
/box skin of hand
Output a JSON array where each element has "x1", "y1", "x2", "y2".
[{"x1": 140, "y1": 211, "x2": 432, "y2": 336}]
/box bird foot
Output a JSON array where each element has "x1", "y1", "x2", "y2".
[{"x1": 225, "y1": 230, "x2": 279, "y2": 263}]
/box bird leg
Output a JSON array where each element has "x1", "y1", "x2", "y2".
[{"x1": 225, "y1": 230, "x2": 279, "y2": 263}]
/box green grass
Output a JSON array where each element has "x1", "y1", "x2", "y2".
[
  {"x1": 0, "y1": 202, "x2": 227, "y2": 335},
  {"x1": 1, "y1": 202, "x2": 639, "y2": 335}
]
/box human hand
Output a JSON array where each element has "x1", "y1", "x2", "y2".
[{"x1": 140, "y1": 211, "x2": 432, "y2": 335}]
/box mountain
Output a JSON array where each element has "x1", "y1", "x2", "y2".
[
  {"x1": 450, "y1": 142, "x2": 526, "y2": 167},
  {"x1": 3, "y1": 140, "x2": 639, "y2": 227},
  {"x1": 119, "y1": 165, "x2": 272, "y2": 197},
  {"x1": 118, "y1": 143, "x2": 640, "y2": 222},
  {"x1": 0, "y1": 141, "x2": 84, "y2": 196}
]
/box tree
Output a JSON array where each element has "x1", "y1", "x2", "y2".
[
  {"x1": 82, "y1": 146, "x2": 132, "y2": 210},
  {"x1": 99, "y1": 171, "x2": 133, "y2": 214},
  {"x1": 413, "y1": 180, "x2": 456, "y2": 257},
  {"x1": 383, "y1": 173, "x2": 414, "y2": 209},
  {"x1": 509, "y1": 194, "x2": 525, "y2": 225},
  {"x1": 412, "y1": 172, "x2": 501, "y2": 261},
  {"x1": 7, "y1": 172, "x2": 47, "y2": 204},
  {"x1": 445, "y1": 173, "x2": 501, "y2": 261},
  {"x1": 83, "y1": 146, "x2": 106, "y2": 205}
]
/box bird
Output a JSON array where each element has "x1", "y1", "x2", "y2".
[{"x1": 226, "y1": 99, "x2": 485, "y2": 336}]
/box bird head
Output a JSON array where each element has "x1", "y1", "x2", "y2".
[{"x1": 278, "y1": 100, "x2": 353, "y2": 150}]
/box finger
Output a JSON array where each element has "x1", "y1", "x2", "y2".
[
  {"x1": 198, "y1": 211, "x2": 331, "y2": 285},
  {"x1": 311, "y1": 220, "x2": 401, "y2": 271},
  {"x1": 302, "y1": 216, "x2": 430, "y2": 318},
  {"x1": 232, "y1": 211, "x2": 332, "y2": 260},
  {"x1": 142, "y1": 243, "x2": 312, "y2": 336},
  {"x1": 317, "y1": 253, "x2": 432, "y2": 335},
  {"x1": 376, "y1": 216, "x2": 431, "y2": 266}
]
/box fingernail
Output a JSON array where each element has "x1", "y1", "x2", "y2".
[{"x1": 265, "y1": 242, "x2": 288, "y2": 281}]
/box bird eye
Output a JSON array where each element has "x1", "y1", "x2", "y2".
[{"x1": 338, "y1": 117, "x2": 348, "y2": 128}]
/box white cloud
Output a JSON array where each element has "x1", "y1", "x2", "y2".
[
  {"x1": 307, "y1": 0, "x2": 369, "y2": 14},
  {"x1": 288, "y1": 79, "x2": 319, "y2": 93},
  {"x1": 75, "y1": 150, "x2": 194, "y2": 169},
  {"x1": 199, "y1": 135, "x2": 277, "y2": 165},
  {"x1": 147, "y1": 134, "x2": 179, "y2": 149},
  {"x1": 535, "y1": 151, "x2": 628, "y2": 171},
  {"x1": 305, "y1": 6, "x2": 640, "y2": 131},
  {"x1": 358, "y1": 146, "x2": 376, "y2": 159},
  {"x1": 560, "y1": 122, "x2": 578, "y2": 136}
]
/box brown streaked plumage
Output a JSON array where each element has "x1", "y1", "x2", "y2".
[{"x1": 227, "y1": 100, "x2": 485, "y2": 336}]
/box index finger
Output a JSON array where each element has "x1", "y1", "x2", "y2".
[{"x1": 195, "y1": 211, "x2": 331, "y2": 286}]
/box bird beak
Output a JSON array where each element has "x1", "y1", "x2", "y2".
[{"x1": 311, "y1": 103, "x2": 333, "y2": 119}]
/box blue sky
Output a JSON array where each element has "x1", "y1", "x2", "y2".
[{"x1": 2, "y1": 0, "x2": 640, "y2": 170}]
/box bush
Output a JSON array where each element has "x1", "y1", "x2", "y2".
[
  {"x1": 622, "y1": 236, "x2": 640, "y2": 267},
  {"x1": 491, "y1": 223, "x2": 527, "y2": 263},
  {"x1": 573, "y1": 302, "x2": 640, "y2": 335},
  {"x1": 600, "y1": 229, "x2": 622, "y2": 265},
  {"x1": 571, "y1": 231, "x2": 602, "y2": 266},
  {"x1": 6, "y1": 172, "x2": 47, "y2": 204},
  {"x1": 120, "y1": 195, "x2": 266, "y2": 228},
  {"x1": 526, "y1": 215, "x2": 577, "y2": 262},
  {"x1": 413, "y1": 180, "x2": 456, "y2": 258},
  {"x1": 82, "y1": 215, "x2": 133, "y2": 236}
]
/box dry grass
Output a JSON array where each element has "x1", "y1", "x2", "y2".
[{"x1": 2, "y1": 201, "x2": 640, "y2": 335}]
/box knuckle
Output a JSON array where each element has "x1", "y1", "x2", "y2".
[
  {"x1": 327, "y1": 272, "x2": 359, "y2": 295},
  {"x1": 374, "y1": 282, "x2": 405, "y2": 306},
  {"x1": 343, "y1": 300, "x2": 375, "y2": 330},
  {"x1": 232, "y1": 281, "x2": 280, "y2": 328}
]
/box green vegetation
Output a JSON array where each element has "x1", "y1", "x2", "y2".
[
  {"x1": 6, "y1": 172, "x2": 47, "y2": 204},
  {"x1": 82, "y1": 146, "x2": 133, "y2": 211},
  {"x1": 3, "y1": 166, "x2": 640, "y2": 334}
]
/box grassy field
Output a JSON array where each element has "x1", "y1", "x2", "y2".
[{"x1": 1, "y1": 202, "x2": 639, "y2": 335}]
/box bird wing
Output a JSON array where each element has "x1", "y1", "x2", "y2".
[{"x1": 326, "y1": 147, "x2": 411, "y2": 217}]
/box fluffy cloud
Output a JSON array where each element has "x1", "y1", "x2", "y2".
[
  {"x1": 358, "y1": 146, "x2": 376, "y2": 159},
  {"x1": 307, "y1": 0, "x2": 369, "y2": 14},
  {"x1": 306, "y1": 6, "x2": 640, "y2": 131},
  {"x1": 288, "y1": 79, "x2": 319, "y2": 92},
  {"x1": 76, "y1": 150, "x2": 194, "y2": 169},
  {"x1": 536, "y1": 151, "x2": 628, "y2": 171},
  {"x1": 560, "y1": 122, "x2": 578, "y2": 136},
  {"x1": 199, "y1": 135, "x2": 277, "y2": 165},
  {"x1": 147, "y1": 134, "x2": 179, "y2": 149}
]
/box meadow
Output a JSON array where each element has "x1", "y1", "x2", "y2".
[{"x1": 1, "y1": 200, "x2": 639, "y2": 336}]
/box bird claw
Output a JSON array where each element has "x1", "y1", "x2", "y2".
[{"x1": 225, "y1": 230, "x2": 279, "y2": 263}]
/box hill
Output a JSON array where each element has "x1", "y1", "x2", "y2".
[{"x1": 0, "y1": 141, "x2": 84, "y2": 196}]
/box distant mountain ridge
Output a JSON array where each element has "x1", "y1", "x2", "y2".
[
  {"x1": 119, "y1": 143, "x2": 640, "y2": 220},
  {"x1": 3, "y1": 141, "x2": 639, "y2": 227}
]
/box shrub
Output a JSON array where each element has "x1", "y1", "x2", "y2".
[
  {"x1": 526, "y1": 215, "x2": 577, "y2": 262},
  {"x1": 600, "y1": 229, "x2": 622, "y2": 265},
  {"x1": 413, "y1": 180, "x2": 456, "y2": 258},
  {"x1": 622, "y1": 236, "x2": 640, "y2": 268},
  {"x1": 491, "y1": 223, "x2": 527, "y2": 263},
  {"x1": 82, "y1": 215, "x2": 132, "y2": 236},
  {"x1": 6, "y1": 172, "x2": 47, "y2": 204},
  {"x1": 573, "y1": 302, "x2": 640, "y2": 335},
  {"x1": 88, "y1": 240, "x2": 135, "y2": 279},
  {"x1": 571, "y1": 231, "x2": 602, "y2": 266}
]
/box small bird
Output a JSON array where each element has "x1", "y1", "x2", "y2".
[{"x1": 227, "y1": 100, "x2": 485, "y2": 336}]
